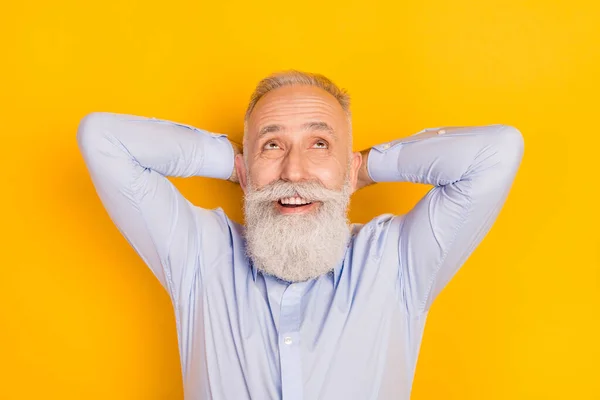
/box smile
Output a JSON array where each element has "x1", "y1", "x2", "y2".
[
  {"x1": 278, "y1": 196, "x2": 312, "y2": 207},
  {"x1": 276, "y1": 196, "x2": 318, "y2": 214}
]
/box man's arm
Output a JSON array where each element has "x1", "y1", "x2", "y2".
[
  {"x1": 359, "y1": 125, "x2": 524, "y2": 315},
  {"x1": 77, "y1": 112, "x2": 236, "y2": 305}
]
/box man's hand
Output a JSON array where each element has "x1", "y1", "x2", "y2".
[
  {"x1": 228, "y1": 141, "x2": 243, "y2": 184},
  {"x1": 355, "y1": 148, "x2": 375, "y2": 191}
]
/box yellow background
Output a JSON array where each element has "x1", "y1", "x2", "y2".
[{"x1": 1, "y1": 0, "x2": 598, "y2": 399}]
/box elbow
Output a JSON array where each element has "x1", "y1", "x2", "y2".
[
  {"x1": 495, "y1": 125, "x2": 525, "y2": 166},
  {"x1": 500, "y1": 125, "x2": 525, "y2": 159},
  {"x1": 76, "y1": 112, "x2": 111, "y2": 153}
]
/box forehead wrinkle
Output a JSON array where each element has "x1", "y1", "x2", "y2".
[
  {"x1": 253, "y1": 95, "x2": 339, "y2": 121},
  {"x1": 249, "y1": 89, "x2": 347, "y2": 142}
]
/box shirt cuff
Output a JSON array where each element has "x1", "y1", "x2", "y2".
[
  {"x1": 196, "y1": 129, "x2": 235, "y2": 180},
  {"x1": 366, "y1": 128, "x2": 443, "y2": 182},
  {"x1": 367, "y1": 146, "x2": 398, "y2": 182}
]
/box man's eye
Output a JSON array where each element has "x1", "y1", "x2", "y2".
[
  {"x1": 313, "y1": 140, "x2": 328, "y2": 149},
  {"x1": 263, "y1": 142, "x2": 280, "y2": 150}
]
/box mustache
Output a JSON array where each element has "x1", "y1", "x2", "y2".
[{"x1": 245, "y1": 180, "x2": 347, "y2": 204}]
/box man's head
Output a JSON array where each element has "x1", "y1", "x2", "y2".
[{"x1": 235, "y1": 70, "x2": 362, "y2": 282}]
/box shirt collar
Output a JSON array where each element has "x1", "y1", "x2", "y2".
[
  {"x1": 332, "y1": 261, "x2": 344, "y2": 288},
  {"x1": 251, "y1": 260, "x2": 258, "y2": 282},
  {"x1": 332, "y1": 231, "x2": 354, "y2": 288}
]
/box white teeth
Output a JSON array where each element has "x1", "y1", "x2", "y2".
[{"x1": 279, "y1": 196, "x2": 311, "y2": 205}]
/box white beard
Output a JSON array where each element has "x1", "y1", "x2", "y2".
[{"x1": 243, "y1": 176, "x2": 352, "y2": 282}]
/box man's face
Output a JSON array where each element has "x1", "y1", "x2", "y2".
[
  {"x1": 236, "y1": 85, "x2": 361, "y2": 205},
  {"x1": 235, "y1": 85, "x2": 362, "y2": 282}
]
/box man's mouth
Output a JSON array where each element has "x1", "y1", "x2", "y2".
[{"x1": 277, "y1": 196, "x2": 313, "y2": 208}]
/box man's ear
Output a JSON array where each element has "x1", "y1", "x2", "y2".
[
  {"x1": 234, "y1": 154, "x2": 248, "y2": 193},
  {"x1": 350, "y1": 151, "x2": 363, "y2": 194}
]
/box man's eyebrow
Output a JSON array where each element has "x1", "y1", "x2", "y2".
[
  {"x1": 258, "y1": 124, "x2": 284, "y2": 136},
  {"x1": 258, "y1": 122, "x2": 336, "y2": 137},
  {"x1": 301, "y1": 121, "x2": 336, "y2": 137}
]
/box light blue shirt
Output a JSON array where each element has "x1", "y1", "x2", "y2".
[{"x1": 77, "y1": 112, "x2": 524, "y2": 400}]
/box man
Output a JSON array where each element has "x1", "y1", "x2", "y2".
[{"x1": 77, "y1": 70, "x2": 524, "y2": 400}]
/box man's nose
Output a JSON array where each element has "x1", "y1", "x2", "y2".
[{"x1": 280, "y1": 147, "x2": 310, "y2": 182}]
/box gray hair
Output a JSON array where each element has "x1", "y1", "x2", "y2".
[{"x1": 243, "y1": 70, "x2": 352, "y2": 141}]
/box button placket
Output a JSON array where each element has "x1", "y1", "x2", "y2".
[{"x1": 279, "y1": 283, "x2": 305, "y2": 400}]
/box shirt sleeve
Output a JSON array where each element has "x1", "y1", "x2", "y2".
[
  {"x1": 367, "y1": 124, "x2": 524, "y2": 315},
  {"x1": 76, "y1": 112, "x2": 234, "y2": 306}
]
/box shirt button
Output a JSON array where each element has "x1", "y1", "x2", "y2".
[
  {"x1": 382, "y1": 143, "x2": 390, "y2": 149},
  {"x1": 438, "y1": 129, "x2": 446, "y2": 135},
  {"x1": 284, "y1": 336, "x2": 293, "y2": 345}
]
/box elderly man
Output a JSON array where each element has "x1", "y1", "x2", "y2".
[{"x1": 77, "y1": 70, "x2": 524, "y2": 400}]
